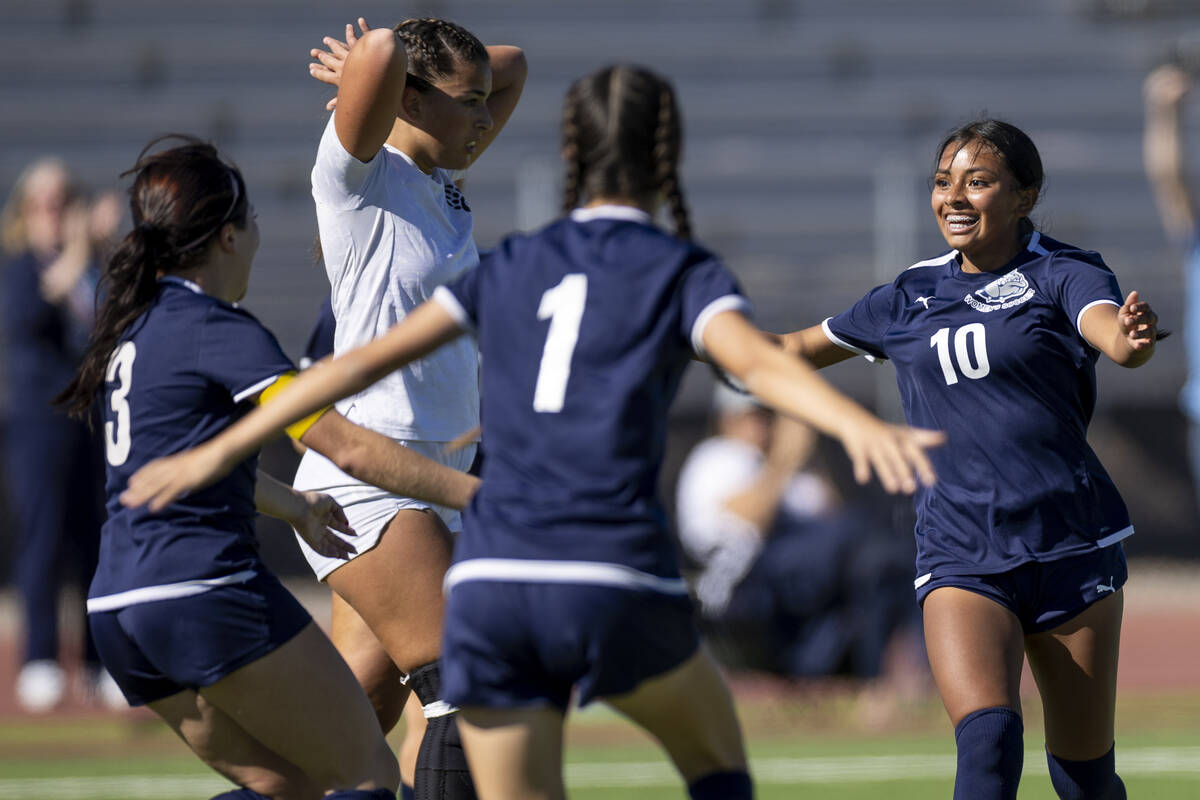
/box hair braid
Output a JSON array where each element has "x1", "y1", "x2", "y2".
[
  {"x1": 561, "y1": 85, "x2": 585, "y2": 213},
  {"x1": 653, "y1": 84, "x2": 690, "y2": 239},
  {"x1": 562, "y1": 65, "x2": 691, "y2": 237},
  {"x1": 393, "y1": 17, "x2": 487, "y2": 91}
]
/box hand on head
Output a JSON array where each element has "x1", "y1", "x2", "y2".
[{"x1": 309, "y1": 17, "x2": 372, "y2": 110}]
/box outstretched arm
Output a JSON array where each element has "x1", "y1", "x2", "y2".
[
  {"x1": 778, "y1": 323, "x2": 859, "y2": 368},
  {"x1": 121, "y1": 300, "x2": 466, "y2": 511},
  {"x1": 298, "y1": 410, "x2": 479, "y2": 511},
  {"x1": 1080, "y1": 290, "x2": 1160, "y2": 368},
  {"x1": 703, "y1": 310, "x2": 944, "y2": 494}
]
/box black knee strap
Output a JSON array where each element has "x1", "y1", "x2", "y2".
[{"x1": 408, "y1": 661, "x2": 477, "y2": 800}]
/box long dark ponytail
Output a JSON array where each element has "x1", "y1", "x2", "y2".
[
  {"x1": 561, "y1": 65, "x2": 691, "y2": 239},
  {"x1": 56, "y1": 135, "x2": 248, "y2": 420}
]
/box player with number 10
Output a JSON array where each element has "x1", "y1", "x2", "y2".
[{"x1": 781, "y1": 119, "x2": 1160, "y2": 800}]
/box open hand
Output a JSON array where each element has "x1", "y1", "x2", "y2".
[
  {"x1": 292, "y1": 492, "x2": 357, "y2": 560},
  {"x1": 120, "y1": 443, "x2": 234, "y2": 513},
  {"x1": 309, "y1": 17, "x2": 371, "y2": 111},
  {"x1": 1118, "y1": 290, "x2": 1159, "y2": 351},
  {"x1": 839, "y1": 417, "x2": 945, "y2": 495}
]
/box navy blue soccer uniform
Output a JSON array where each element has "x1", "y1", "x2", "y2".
[
  {"x1": 87, "y1": 276, "x2": 310, "y2": 705},
  {"x1": 823, "y1": 233, "x2": 1133, "y2": 600},
  {"x1": 430, "y1": 206, "x2": 749, "y2": 709}
]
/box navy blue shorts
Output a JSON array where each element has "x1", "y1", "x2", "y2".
[
  {"x1": 441, "y1": 581, "x2": 700, "y2": 711},
  {"x1": 915, "y1": 544, "x2": 1127, "y2": 634},
  {"x1": 89, "y1": 572, "x2": 311, "y2": 706}
]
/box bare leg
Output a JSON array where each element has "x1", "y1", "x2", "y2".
[
  {"x1": 327, "y1": 509, "x2": 453, "y2": 673},
  {"x1": 604, "y1": 648, "x2": 747, "y2": 783},
  {"x1": 152, "y1": 623, "x2": 398, "y2": 791},
  {"x1": 330, "y1": 590, "x2": 409, "y2": 733},
  {"x1": 922, "y1": 587, "x2": 1025, "y2": 724},
  {"x1": 150, "y1": 690, "x2": 320, "y2": 800},
  {"x1": 457, "y1": 706, "x2": 566, "y2": 800},
  {"x1": 1025, "y1": 590, "x2": 1123, "y2": 760},
  {"x1": 924, "y1": 587, "x2": 1027, "y2": 800}
]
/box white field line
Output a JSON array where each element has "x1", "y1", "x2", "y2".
[{"x1": 0, "y1": 747, "x2": 1197, "y2": 797}]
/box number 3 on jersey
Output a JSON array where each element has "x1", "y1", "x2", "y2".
[
  {"x1": 105, "y1": 341, "x2": 136, "y2": 466},
  {"x1": 930, "y1": 323, "x2": 989, "y2": 386},
  {"x1": 533, "y1": 274, "x2": 588, "y2": 412}
]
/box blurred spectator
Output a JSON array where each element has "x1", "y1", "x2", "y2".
[
  {"x1": 675, "y1": 384, "x2": 918, "y2": 681},
  {"x1": 0, "y1": 158, "x2": 121, "y2": 711},
  {"x1": 1145, "y1": 63, "x2": 1200, "y2": 503}
]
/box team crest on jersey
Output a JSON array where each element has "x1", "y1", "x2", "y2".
[
  {"x1": 444, "y1": 183, "x2": 471, "y2": 212},
  {"x1": 963, "y1": 270, "x2": 1035, "y2": 313}
]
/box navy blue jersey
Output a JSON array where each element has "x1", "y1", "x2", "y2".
[
  {"x1": 434, "y1": 206, "x2": 748, "y2": 582},
  {"x1": 824, "y1": 232, "x2": 1132, "y2": 580},
  {"x1": 89, "y1": 277, "x2": 296, "y2": 607}
]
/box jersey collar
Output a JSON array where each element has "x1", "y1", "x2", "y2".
[
  {"x1": 570, "y1": 205, "x2": 653, "y2": 225},
  {"x1": 159, "y1": 275, "x2": 204, "y2": 295}
]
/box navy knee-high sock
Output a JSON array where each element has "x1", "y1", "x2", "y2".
[
  {"x1": 1046, "y1": 744, "x2": 1126, "y2": 800},
  {"x1": 688, "y1": 769, "x2": 753, "y2": 799},
  {"x1": 209, "y1": 790, "x2": 270, "y2": 799},
  {"x1": 953, "y1": 706, "x2": 1023, "y2": 800},
  {"x1": 408, "y1": 661, "x2": 476, "y2": 800}
]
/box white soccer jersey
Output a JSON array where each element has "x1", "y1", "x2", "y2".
[{"x1": 311, "y1": 114, "x2": 480, "y2": 441}]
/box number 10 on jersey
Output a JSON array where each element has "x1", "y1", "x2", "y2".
[{"x1": 930, "y1": 323, "x2": 990, "y2": 386}]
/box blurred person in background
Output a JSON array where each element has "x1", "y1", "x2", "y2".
[
  {"x1": 675, "y1": 384, "x2": 921, "y2": 695},
  {"x1": 0, "y1": 157, "x2": 121, "y2": 712},
  {"x1": 782, "y1": 119, "x2": 1159, "y2": 800},
  {"x1": 1144, "y1": 61, "x2": 1200, "y2": 504}
]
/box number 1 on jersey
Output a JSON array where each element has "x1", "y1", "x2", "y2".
[{"x1": 533, "y1": 274, "x2": 588, "y2": 412}]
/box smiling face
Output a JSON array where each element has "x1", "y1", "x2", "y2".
[
  {"x1": 399, "y1": 59, "x2": 494, "y2": 174},
  {"x1": 931, "y1": 139, "x2": 1037, "y2": 273}
]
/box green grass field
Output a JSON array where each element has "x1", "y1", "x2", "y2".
[{"x1": 1, "y1": 687, "x2": 1197, "y2": 799}]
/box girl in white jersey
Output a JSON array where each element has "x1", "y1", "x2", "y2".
[{"x1": 299, "y1": 17, "x2": 525, "y2": 800}]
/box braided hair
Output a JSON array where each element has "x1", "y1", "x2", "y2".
[
  {"x1": 561, "y1": 65, "x2": 691, "y2": 239},
  {"x1": 393, "y1": 18, "x2": 488, "y2": 93},
  {"x1": 56, "y1": 135, "x2": 249, "y2": 420}
]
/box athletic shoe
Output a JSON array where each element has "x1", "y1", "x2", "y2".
[{"x1": 15, "y1": 660, "x2": 65, "y2": 713}]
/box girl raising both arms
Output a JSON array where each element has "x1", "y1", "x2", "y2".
[{"x1": 299, "y1": 17, "x2": 524, "y2": 800}]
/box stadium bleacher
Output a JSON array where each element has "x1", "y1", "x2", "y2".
[{"x1": 1, "y1": 0, "x2": 1194, "y2": 411}]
